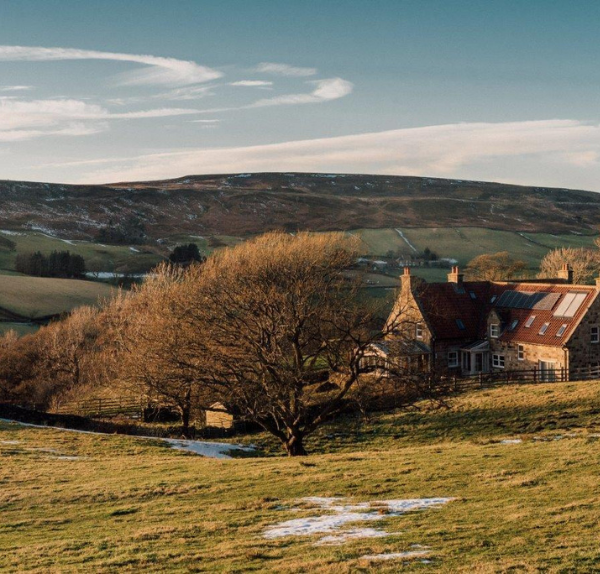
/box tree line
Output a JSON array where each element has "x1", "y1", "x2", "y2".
[{"x1": 15, "y1": 251, "x2": 86, "y2": 279}]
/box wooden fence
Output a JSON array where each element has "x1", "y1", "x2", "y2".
[
  {"x1": 54, "y1": 397, "x2": 143, "y2": 418},
  {"x1": 445, "y1": 364, "x2": 600, "y2": 392}
]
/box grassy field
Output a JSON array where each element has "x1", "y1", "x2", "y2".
[
  {"x1": 0, "y1": 231, "x2": 163, "y2": 274},
  {"x1": 0, "y1": 275, "x2": 114, "y2": 318},
  {"x1": 352, "y1": 227, "x2": 597, "y2": 268},
  {"x1": 1, "y1": 381, "x2": 600, "y2": 572}
]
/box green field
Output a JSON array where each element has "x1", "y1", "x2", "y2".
[
  {"x1": 0, "y1": 275, "x2": 114, "y2": 319},
  {"x1": 1, "y1": 381, "x2": 600, "y2": 572},
  {"x1": 352, "y1": 227, "x2": 597, "y2": 268},
  {"x1": 0, "y1": 231, "x2": 163, "y2": 274}
]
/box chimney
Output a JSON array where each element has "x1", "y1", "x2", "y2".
[
  {"x1": 447, "y1": 265, "x2": 464, "y2": 285},
  {"x1": 558, "y1": 263, "x2": 573, "y2": 284}
]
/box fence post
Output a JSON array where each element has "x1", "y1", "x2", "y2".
[{"x1": 533, "y1": 368, "x2": 537, "y2": 384}]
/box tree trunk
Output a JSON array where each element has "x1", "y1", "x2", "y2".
[
  {"x1": 180, "y1": 388, "x2": 192, "y2": 438},
  {"x1": 284, "y1": 432, "x2": 307, "y2": 456}
]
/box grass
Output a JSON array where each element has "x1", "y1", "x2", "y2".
[
  {"x1": 1, "y1": 381, "x2": 600, "y2": 572},
  {"x1": 0, "y1": 275, "x2": 114, "y2": 318},
  {"x1": 0, "y1": 231, "x2": 163, "y2": 274},
  {"x1": 352, "y1": 227, "x2": 597, "y2": 268}
]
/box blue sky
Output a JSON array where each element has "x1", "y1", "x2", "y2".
[{"x1": 2, "y1": 0, "x2": 600, "y2": 189}]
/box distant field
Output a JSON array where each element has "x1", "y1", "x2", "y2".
[
  {"x1": 0, "y1": 231, "x2": 163, "y2": 274},
  {"x1": 0, "y1": 275, "x2": 114, "y2": 319},
  {"x1": 1, "y1": 381, "x2": 600, "y2": 571},
  {"x1": 353, "y1": 227, "x2": 597, "y2": 267}
]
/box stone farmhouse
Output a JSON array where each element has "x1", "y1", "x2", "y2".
[{"x1": 367, "y1": 264, "x2": 600, "y2": 381}]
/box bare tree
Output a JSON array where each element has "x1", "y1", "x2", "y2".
[
  {"x1": 539, "y1": 247, "x2": 599, "y2": 284},
  {"x1": 465, "y1": 251, "x2": 526, "y2": 281},
  {"x1": 166, "y1": 232, "x2": 399, "y2": 455}
]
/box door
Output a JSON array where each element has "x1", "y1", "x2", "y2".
[
  {"x1": 539, "y1": 360, "x2": 556, "y2": 382},
  {"x1": 474, "y1": 353, "x2": 483, "y2": 373}
]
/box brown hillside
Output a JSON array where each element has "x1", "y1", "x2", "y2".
[{"x1": 1, "y1": 173, "x2": 599, "y2": 239}]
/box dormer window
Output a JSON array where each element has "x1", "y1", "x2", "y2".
[
  {"x1": 490, "y1": 324, "x2": 500, "y2": 338},
  {"x1": 415, "y1": 323, "x2": 423, "y2": 340},
  {"x1": 539, "y1": 322, "x2": 549, "y2": 335}
]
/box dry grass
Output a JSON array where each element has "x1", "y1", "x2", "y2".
[{"x1": 1, "y1": 381, "x2": 600, "y2": 571}]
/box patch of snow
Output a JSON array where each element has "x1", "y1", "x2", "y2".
[
  {"x1": 129, "y1": 247, "x2": 140, "y2": 253},
  {"x1": 500, "y1": 439, "x2": 522, "y2": 444},
  {"x1": 316, "y1": 528, "x2": 389, "y2": 545},
  {"x1": 394, "y1": 229, "x2": 418, "y2": 253},
  {"x1": 264, "y1": 496, "x2": 453, "y2": 544},
  {"x1": 0, "y1": 229, "x2": 25, "y2": 236},
  {"x1": 162, "y1": 438, "x2": 254, "y2": 459},
  {"x1": 0, "y1": 419, "x2": 254, "y2": 459},
  {"x1": 360, "y1": 551, "x2": 431, "y2": 561}
]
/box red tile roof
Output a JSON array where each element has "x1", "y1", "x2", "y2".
[
  {"x1": 414, "y1": 279, "x2": 598, "y2": 347},
  {"x1": 490, "y1": 283, "x2": 597, "y2": 346},
  {"x1": 414, "y1": 281, "x2": 491, "y2": 341}
]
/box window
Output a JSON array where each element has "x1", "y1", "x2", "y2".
[
  {"x1": 556, "y1": 324, "x2": 567, "y2": 337},
  {"x1": 509, "y1": 319, "x2": 518, "y2": 331},
  {"x1": 448, "y1": 351, "x2": 459, "y2": 368},
  {"x1": 490, "y1": 324, "x2": 500, "y2": 338},
  {"x1": 492, "y1": 354, "x2": 505, "y2": 369},
  {"x1": 539, "y1": 322, "x2": 549, "y2": 335},
  {"x1": 415, "y1": 323, "x2": 423, "y2": 340},
  {"x1": 456, "y1": 319, "x2": 465, "y2": 330},
  {"x1": 592, "y1": 326, "x2": 599, "y2": 344},
  {"x1": 517, "y1": 345, "x2": 524, "y2": 361},
  {"x1": 525, "y1": 315, "x2": 536, "y2": 328},
  {"x1": 469, "y1": 291, "x2": 477, "y2": 300},
  {"x1": 490, "y1": 295, "x2": 497, "y2": 304}
]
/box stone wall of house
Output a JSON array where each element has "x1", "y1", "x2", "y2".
[
  {"x1": 490, "y1": 340, "x2": 566, "y2": 373},
  {"x1": 566, "y1": 293, "x2": 600, "y2": 373},
  {"x1": 386, "y1": 274, "x2": 432, "y2": 345}
]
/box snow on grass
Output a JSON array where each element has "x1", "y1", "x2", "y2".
[
  {"x1": 316, "y1": 528, "x2": 388, "y2": 545},
  {"x1": 0, "y1": 419, "x2": 254, "y2": 459},
  {"x1": 360, "y1": 550, "x2": 431, "y2": 562},
  {"x1": 263, "y1": 496, "x2": 453, "y2": 544},
  {"x1": 394, "y1": 228, "x2": 418, "y2": 252},
  {"x1": 499, "y1": 439, "x2": 523, "y2": 444},
  {"x1": 129, "y1": 247, "x2": 140, "y2": 253},
  {"x1": 162, "y1": 438, "x2": 255, "y2": 459}
]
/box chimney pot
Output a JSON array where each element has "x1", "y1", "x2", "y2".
[{"x1": 558, "y1": 264, "x2": 573, "y2": 284}]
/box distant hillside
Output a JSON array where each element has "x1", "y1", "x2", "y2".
[{"x1": 1, "y1": 173, "x2": 599, "y2": 240}]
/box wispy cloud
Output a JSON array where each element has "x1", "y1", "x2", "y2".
[
  {"x1": 254, "y1": 62, "x2": 317, "y2": 77},
  {"x1": 65, "y1": 120, "x2": 600, "y2": 188},
  {"x1": 0, "y1": 85, "x2": 32, "y2": 92},
  {"x1": 230, "y1": 80, "x2": 273, "y2": 87},
  {"x1": 249, "y1": 78, "x2": 353, "y2": 108},
  {"x1": 0, "y1": 46, "x2": 222, "y2": 86},
  {"x1": 0, "y1": 98, "x2": 201, "y2": 141}
]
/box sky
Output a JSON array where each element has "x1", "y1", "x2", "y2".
[{"x1": 2, "y1": 0, "x2": 600, "y2": 189}]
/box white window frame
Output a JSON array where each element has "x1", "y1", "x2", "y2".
[
  {"x1": 591, "y1": 325, "x2": 599, "y2": 344},
  {"x1": 492, "y1": 354, "x2": 505, "y2": 369},
  {"x1": 447, "y1": 351, "x2": 459, "y2": 368},
  {"x1": 490, "y1": 324, "x2": 500, "y2": 338},
  {"x1": 415, "y1": 323, "x2": 423, "y2": 340},
  {"x1": 517, "y1": 345, "x2": 524, "y2": 361},
  {"x1": 525, "y1": 315, "x2": 536, "y2": 328}
]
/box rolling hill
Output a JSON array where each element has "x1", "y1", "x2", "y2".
[{"x1": 1, "y1": 173, "x2": 600, "y2": 240}]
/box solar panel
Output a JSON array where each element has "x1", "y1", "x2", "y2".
[
  {"x1": 554, "y1": 292, "x2": 587, "y2": 318},
  {"x1": 496, "y1": 290, "x2": 556, "y2": 310}
]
